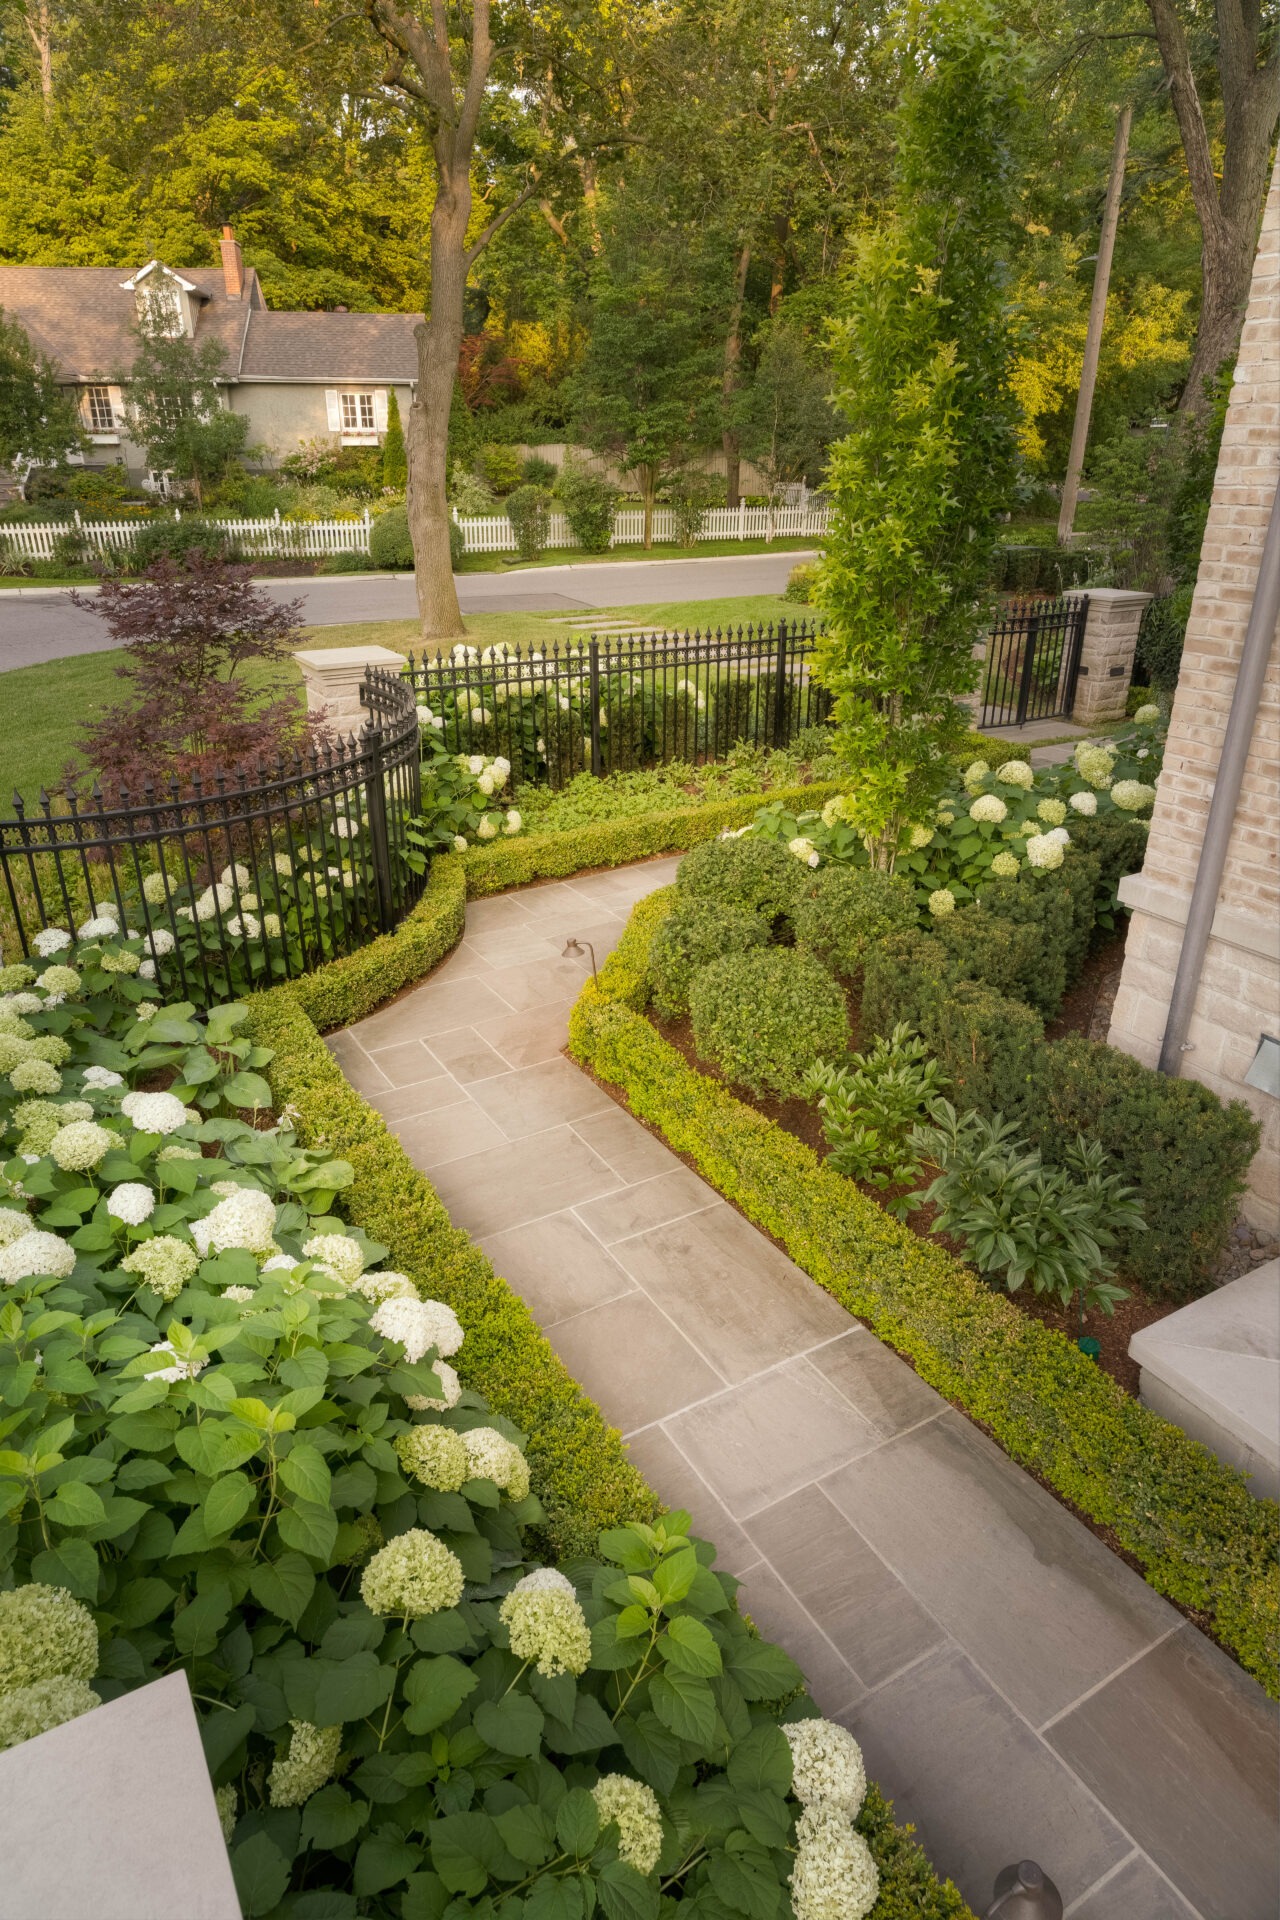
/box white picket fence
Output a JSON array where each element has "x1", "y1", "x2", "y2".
[{"x1": 1, "y1": 500, "x2": 831, "y2": 566}]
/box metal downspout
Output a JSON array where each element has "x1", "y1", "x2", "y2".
[{"x1": 1158, "y1": 472, "x2": 1280, "y2": 1076}]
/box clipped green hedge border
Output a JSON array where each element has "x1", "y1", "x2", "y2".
[{"x1": 569, "y1": 887, "x2": 1280, "y2": 1697}]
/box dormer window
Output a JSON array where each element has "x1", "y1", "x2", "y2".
[{"x1": 120, "y1": 262, "x2": 200, "y2": 338}]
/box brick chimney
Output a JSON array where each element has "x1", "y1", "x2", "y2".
[{"x1": 220, "y1": 225, "x2": 244, "y2": 299}]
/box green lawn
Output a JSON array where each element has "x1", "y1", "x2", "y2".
[{"x1": 0, "y1": 593, "x2": 802, "y2": 802}]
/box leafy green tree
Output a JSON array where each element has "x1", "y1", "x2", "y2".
[
  {"x1": 814, "y1": 0, "x2": 1027, "y2": 870},
  {"x1": 0, "y1": 303, "x2": 82, "y2": 467},
  {"x1": 733, "y1": 320, "x2": 838, "y2": 496},
  {"x1": 380, "y1": 387, "x2": 407, "y2": 490},
  {"x1": 118, "y1": 319, "x2": 248, "y2": 506}
]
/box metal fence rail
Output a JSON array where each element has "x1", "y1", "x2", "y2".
[
  {"x1": 980, "y1": 595, "x2": 1088, "y2": 729},
  {"x1": 0, "y1": 666, "x2": 423, "y2": 1007},
  {"x1": 405, "y1": 620, "x2": 830, "y2": 789}
]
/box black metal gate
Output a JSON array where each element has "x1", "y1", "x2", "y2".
[{"x1": 980, "y1": 594, "x2": 1088, "y2": 729}]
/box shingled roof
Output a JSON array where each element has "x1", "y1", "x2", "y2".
[{"x1": 0, "y1": 263, "x2": 422, "y2": 384}]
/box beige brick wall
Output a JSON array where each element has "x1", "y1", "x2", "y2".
[{"x1": 1108, "y1": 151, "x2": 1280, "y2": 1227}]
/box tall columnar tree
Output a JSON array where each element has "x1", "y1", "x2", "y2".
[
  {"x1": 0, "y1": 305, "x2": 82, "y2": 469},
  {"x1": 814, "y1": 0, "x2": 1027, "y2": 870},
  {"x1": 380, "y1": 386, "x2": 407, "y2": 490}
]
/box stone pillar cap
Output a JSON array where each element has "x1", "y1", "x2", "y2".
[{"x1": 293, "y1": 645, "x2": 409, "y2": 670}]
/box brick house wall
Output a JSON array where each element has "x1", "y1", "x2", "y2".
[{"x1": 1107, "y1": 152, "x2": 1280, "y2": 1226}]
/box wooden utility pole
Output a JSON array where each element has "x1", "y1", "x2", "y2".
[{"x1": 1058, "y1": 103, "x2": 1133, "y2": 544}]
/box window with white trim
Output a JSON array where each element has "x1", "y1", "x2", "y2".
[
  {"x1": 340, "y1": 391, "x2": 377, "y2": 432},
  {"x1": 84, "y1": 385, "x2": 116, "y2": 433}
]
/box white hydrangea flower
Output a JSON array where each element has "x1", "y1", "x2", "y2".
[
  {"x1": 477, "y1": 772, "x2": 496, "y2": 795},
  {"x1": 394, "y1": 1425, "x2": 469, "y2": 1492},
  {"x1": 77, "y1": 916, "x2": 118, "y2": 940},
  {"x1": 354, "y1": 1270, "x2": 416, "y2": 1305},
  {"x1": 994, "y1": 759, "x2": 1034, "y2": 789},
  {"x1": 1111, "y1": 779, "x2": 1156, "y2": 812},
  {"x1": 452, "y1": 835, "x2": 469, "y2": 854},
  {"x1": 928, "y1": 889, "x2": 956, "y2": 916},
  {"x1": 476, "y1": 816, "x2": 498, "y2": 841},
  {"x1": 1025, "y1": 833, "x2": 1065, "y2": 871},
  {"x1": 370, "y1": 1295, "x2": 464, "y2": 1363},
  {"x1": 963, "y1": 760, "x2": 990, "y2": 792},
  {"x1": 1074, "y1": 744, "x2": 1116, "y2": 789},
  {"x1": 969, "y1": 793, "x2": 1008, "y2": 824},
  {"x1": 120, "y1": 1090, "x2": 194, "y2": 1135},
  {"x1": 416, "y1": 704, "x2": 436, "y2": 727},
  {"x1": 144, "y1": 928, "x2": 176, "y2": 958},
  {"x1": 226, "y1": 914, "x2": 260, "y2": 940},
  {"x1": 121, "y1": 1235, "x2": 199, "y2": 1302},
  {"x1": 491, "y1": 756, "x2": 511, "y2": 782},
  {"x1": 504, "y1": 809, "x2": 522, "y2": 836},
  {"x1": 908, "y1": 824, "x2": 934, "y2": 850},
  {"x1": 784, "y1": 1720, "x2": 867, "y2": 1814},
  {"x1": 0, "y1": 1208, "x2": 31, "y2": 1248},
  {"x1": 34, "y1": 928, "x2": 73, "y2": 957},
  {"x1": 591, "y1": 1775, "x2": 663, "y2": 1875},
  {"x1": 194, "y1": 883, "x2": 235, "y2": 922},
  {"x1": 302, "y1": 1233, "x2": 365, "y2": 1286},
  {"x1": 261, "y1": 1252, "x2": 299, "y2": 1273},
  {"x1": 107, "y1": 1183, "x2": 155, "y2": 1227},
  {"x1": 1036, "y1": 798, "x2": 1067, "y2": 826},
  {"x1": 989, "y1": 851, "x2": 1021, "y2": 878},
  {"x1": 220, "y1": 864, "x2": 252, "y2": 890},
  {"x1": 273, "y1": 853, "x2": 294, "y2": 877},
  {"x1": 462, "y1": 1427, "x2": 530, "y2": 1500},
  {"x1": 142, "y1": 1340, "x2": 206, "y2": 1384},
  {"x1": 142, "y1": 872, "x2": 171, "y2": 905},
  {"x1": 0, "y1": 1582, "x2": 98, "y2": 1693},
  {"x1": 215, "y1": 1783, "x2": 237, "y2": 1842},
  {"x1": 404, "y1": 1360, "x2": 462, "y2": 1412},
  {"x1": 192, "y1": 1188, "x2": 278, "y2": 1258},
  {"x1": 453, "y1": 644, "x2": 479, "y2": 663},
  {"x1": 48, "y1": 1121, "x2": 114, "y2": 1172},
  {"x1": 790, "y1": 1805, "x2": 879, "y2": 1920},
  {"x1": 500, "y1": 1568, "x2": 591, "y2": 1677},
  {"x1": 268, "y1": 1722, "x2": 342, "y2": 1808},
  {"x1": 0, "y1": 1230, "x2": 76, "y2": 1285},
  {"x1": 1134, "y1": 703, "x2": 1160, "y2": 724},
  {"x1": 1068, "y1": 790, "x2": 1097, "y2": 816},
  {"x1": 222, "y1": 1285, "x2": 256, "y2": 1304},
  {"x1": 81, "y1": 1067, "x2": 124, "y2": 1090},
  {"x1": 360, "y1": 1528, "x2": 465, "y2": 1617},
  {"x1": 0, "y1": 1676, "x2": 101, "y2": 1753},
  {"x1": 1046, "y1": 826, "x2": 1071, "y2": 847},
  {"x1": 467, "y1": 754, "x2": 486, "y2": 776}
]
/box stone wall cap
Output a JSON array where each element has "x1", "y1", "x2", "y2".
[
  {"x1": 1119, "y1": 872, "x2": 1280, "y2": 963},
  {"x1": 293, "y1": 645, "x2": 409, "y2": 670},
  {"x1": 1129, "y1": 1262, "x2": 1279, "y2": 1466},
  {"x1": 1079, "y1": 587, "x2": 1155, "y2": 608}
]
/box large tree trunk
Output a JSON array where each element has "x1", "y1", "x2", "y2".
[
  {"x1": 721, "y1": 240, "x2": 751, "y2": 510},
  {"x1": 24, "y1": 2, "x2": 53, "y2": 109},
  {"x1": 407, "y1": 176, "x2": 470, "y2": 643},
  {"x1": 1145, "y1": 0, "x2": 1279, "y2": 409}
]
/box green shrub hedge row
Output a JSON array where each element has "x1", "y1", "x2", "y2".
[
  {"x1": 862, "y1": 929, "x2": 1258, "y2": 1298},
  {"x1": 569, "y1": 892, "x2": 1280, "y2": 1696}
]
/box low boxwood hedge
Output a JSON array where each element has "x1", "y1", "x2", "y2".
[{"x1": 569, "y1": 890, "x2": 1280, "y2": 1698}]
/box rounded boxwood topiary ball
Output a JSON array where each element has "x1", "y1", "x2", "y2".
[
  {"x1": 647, "y1": 899, "x2": 768, "y2": 1020},
  {"x1": 792, "y1": 866, "x2": 918, "y2": 979},
  {"x1": 676, "y1": 835, "x2": 808, "y2": 926},
  {"x1": 689, "y1": 947, "x2": 850, "y2": 1098}
]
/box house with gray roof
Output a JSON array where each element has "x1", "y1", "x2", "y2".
[{"x1": 0, "y1": 228, "x2": 420, "y2": 485}]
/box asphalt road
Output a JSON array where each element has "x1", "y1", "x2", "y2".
[{"x1": 0, "y1": 550, "x2": 813, "y2": 672}]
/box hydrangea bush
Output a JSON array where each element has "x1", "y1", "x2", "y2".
[
  {"x1": 414, "y1": 718, "x2": 524, "y2": 854},
  {"x1": 0, "y1": 931, "x2": 890, "y2": 1919}
]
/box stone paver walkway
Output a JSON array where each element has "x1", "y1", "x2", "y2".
[{"x1": 329, "y1": 857, "x2": 1279, "y2": 1920}]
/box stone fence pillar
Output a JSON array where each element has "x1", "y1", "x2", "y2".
[
  {"x1": 293, "y1": 645, "x2": 409, "y2": 732},
  {"x1": 1070, "y1": 587, "x2": 1151, "y2": 727}
]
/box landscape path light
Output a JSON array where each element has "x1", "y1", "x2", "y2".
[
  {"x1": 562, "y1": 936, "x2": 598, "y2": 984},
  {"x1": 985, "y1": 1860, "x2": 1064, "y2": 1918}
]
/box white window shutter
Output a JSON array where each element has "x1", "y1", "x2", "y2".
[
  {"x1": 325, "y1": 390, "x2": 341, "y2": 432},
  {"x1": 373, "y1": 389, "x2": 389, "y2": 432},
  {"x1": 107, "y1": 386, "x2": 125, "y2": 428}
]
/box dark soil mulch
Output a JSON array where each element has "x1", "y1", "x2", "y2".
[{"x1": 1045, "y1": 927, "x2": 1129, "y2": 1044}]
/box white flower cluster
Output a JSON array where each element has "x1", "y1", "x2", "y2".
[
  {"x1": 121, "y1": 1236, "x2": 200, "y2": 1302},
  {"x1": 302, "y1": 1233, "x2": 365, "y2": 1287},
  {"x1": 995, "y1": 759, "x2": 1034, "y2": 789},
  {"x1": 192, "y1": 1187, "x2": 278, "y2": 1258},
  {"x1": 1074, "y1": 743, "x2": 1116, "y2": 789},
  {"x1": 499, "y1": 1568, "x2": 591, "y2": 1678},
  {"x1": 48, "y1": 1120, "x2": 114, "y2": 1172},
  {"x1": 1025, "y1": 832, "x2": 1065, "y2": 871},
  {"x1": 968, "y1": 793, "x2": 1008, "y2": 825},
  {"x1": 106, "y1": 1182, "x2": 155, "y2": 1227},
  {"x1": 81, "y1": 1066, "x2": 124, "y2": 1091},
  {"x1": 785, "y1": 1721, "x2": 877, "y2": 1920},
  {"x1": 360, "y1": 1528, "x2": 465, "y2": 1617},
  {"x1": 120, "y1": 1090, "x2": 194, "y2": 1135},
  {"x1": 591, "y1": 1774, "x2": 663, "y2": 1875},
  {"x1": 1110, "y1": 779, "x2": 1156, "y2": 812},
  {"x1": 394, "y1": 1425, "x2": 469, "y2": 1492},
  {"x1": 989, "y1": 851, "x2": 1021, "y2": 878},
  {"x1": 33, "y1": 927, "x2": 72, "y2": 957},
  {"x1": 142, "y1": 1339, "x2": 206, "y2": 1384},
  {"x1": 1068, "y1": 790, "x2": 1097, "y2": 816},
  {"x1": 928, "y1": 888, "x2": 956, "y2": 917},
  {"x1": 1133, "y1": 703, "x2": 1160, "y2": 724},
  {"x1": 788, "y1": 836, "x2": 821, "y2": 868},
  {"x1": 354, "y1": 1270, "x2": 416, "y2": 1305},
  {"x1": 462, "y1": 1427, "x2": 530, "y2": 1501},
  {"x1": 0, "y1": 1230, "x2": 76, "y2": 1285},
  {"x1": 268, "y1": 1721, "x2": 342, "y2": 1808},
  {"x1": 404, "y1": 1361, "x2": 462, "y2": 1413},
  {"x1": 416, "y1": 703, "x2": 446, "y2": 732},
  {"x1": 369, "y1": 1294, "x2": 464, "y2": 1364}
]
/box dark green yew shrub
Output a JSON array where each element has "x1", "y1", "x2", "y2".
[
  {"x1": 646, "y1": 898, "x2": 768, "y2": 1019},
  {"x1": 690, "y1": 948, "x2": 850, "y2": 1098},
  {"x1": 792, "y1": 865, "x2": 917, "y2": 979},
  {"x1": 676, "y1": 834, "x2": 808, "y2": 927}
]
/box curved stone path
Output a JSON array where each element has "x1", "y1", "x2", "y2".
[{"x1": 328, "y1": 856, "x2": 1278, "y2": 1919}]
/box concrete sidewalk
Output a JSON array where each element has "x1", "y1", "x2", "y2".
[{"x1": 329, "y1": 858, "x2": 1278, "y2": 1919}]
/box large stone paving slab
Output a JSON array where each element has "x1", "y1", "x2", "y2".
[
  {"x1": 481, "y1": 1211, "x2": 636, "y2": 1325},
  {"x1": 547, "y1": 1289, "x2": 725, "y2": 1430},
  {"x1": 1045, "y1": 1626, "x2": 1279, "y2": 1920},
  {"x1": 844, "y1": 1645, "x2": 1132, "y2": 1907},
  {"x1": 1067, "y1": 1854, "x2": 1199, "y2": 1920},
  {"x1": 665, "y1": 1357, "x2": 880, "y2": 1515},
  {"x1": 427, "y1": 1124, "x2": 622, "y2": 1236},
  {"x1": 821, "y1": 1409, "x2": 1180, "y2": 1726},
  {"x1": 611, "y1": 1204, "x2": 851, "y2": 1382}
]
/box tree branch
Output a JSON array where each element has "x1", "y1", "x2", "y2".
[
  {"x1": 1144, "y1": 0, "x2": 1222, "y2": 233},
  {"x1": 465, "y1": 179, "x2": 540, "y2": 268}
]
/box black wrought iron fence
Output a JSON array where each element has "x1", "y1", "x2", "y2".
[
  {"x1": 980, "y1": 594, "x2": 1088, "y2": 729},
  {"x1": 404, "y1": 620, "x2": 830, "y2": 789},
  {"x1": 0, "y1": 666, "x2": 423, "y2": 1007}
]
